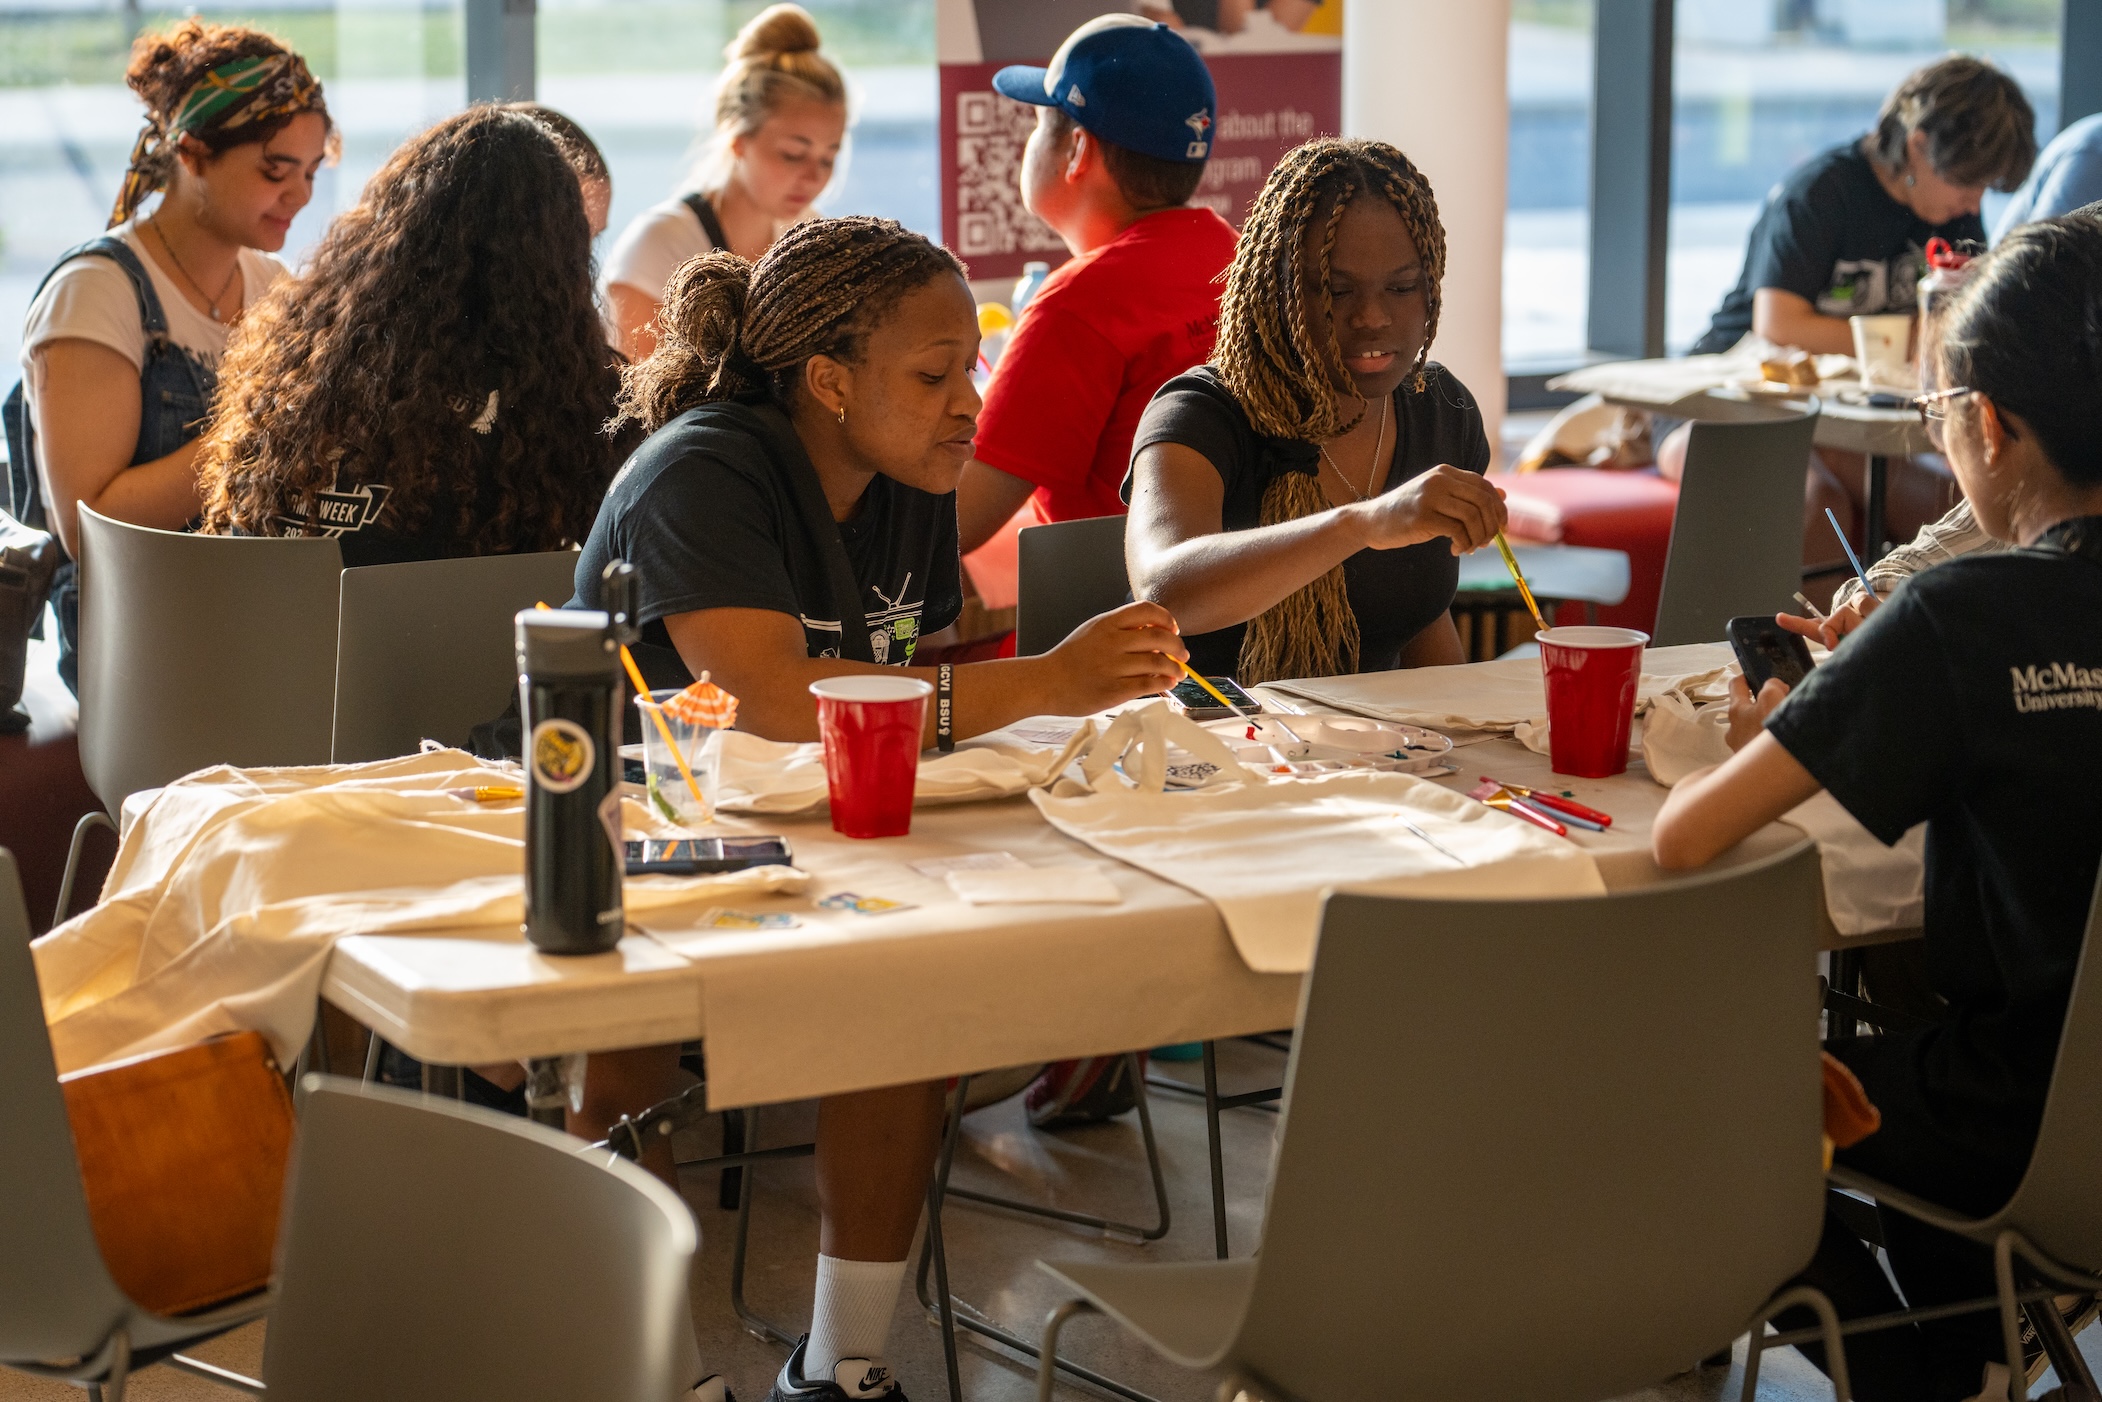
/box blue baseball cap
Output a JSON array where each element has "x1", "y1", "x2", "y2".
[{"x1": 992, "y1": 15, "x2": 1216, "y2": 166}]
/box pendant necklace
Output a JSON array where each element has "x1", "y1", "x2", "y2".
[
  {"x1": 1319, "y1": 393, "x2": 1390, "y2": 503},
  {"x1": 149, "y1": 218, "x2": 239, "y2": 322}
]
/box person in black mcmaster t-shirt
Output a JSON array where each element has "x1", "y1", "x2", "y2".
[
  {"x1": 1655, "y1": 212, "x2": 2102, "y2": 1402},
  {"x1": 568, "y1": 216, "x2": 1187, "y2": 1402},
  {"x1": 1124, "y1": 138, "x2": 1507, "y2": 687},
  {"x1": 1692, "y1": 55, "x2": 2036, "y2": 357}
]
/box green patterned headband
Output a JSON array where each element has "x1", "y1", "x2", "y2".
[{"x1": 111, "y1": 50, "x2": 326, "y2": 228}]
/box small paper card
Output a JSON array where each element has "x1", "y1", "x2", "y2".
[
  {"x1": 816, "y1": 892, "x2": 916, "y2": 916},
  {"x1": 697, "y1": 908, "x2": 799, "y2": 930},
  {"x1": 945, "y1": 864, "x2": 1123, "y2": 906},
  {"x1": 910, "y1": 852, "x2": 1028, "y2": 879}
]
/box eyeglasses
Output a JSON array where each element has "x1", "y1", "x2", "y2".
[{"x1": 1911, "y1": 386, "x2": 1976, "y2": 448}]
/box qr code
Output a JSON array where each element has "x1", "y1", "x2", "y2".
[{"x1": 954, "y1": 90, "x2": 1065, "y2": 260}]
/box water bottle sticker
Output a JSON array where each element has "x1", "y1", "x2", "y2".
[{"x1": 530, "y1": 718, "x2": 596, "y2": 794}]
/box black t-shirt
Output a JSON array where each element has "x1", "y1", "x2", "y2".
[
  {"x1": 1693, "y1": 139, "x2": 1986, "y2": 355},
  {"x1": 570, "y1": 400, "x2": 962, "y2": 691},
  {"x1": 1125, "y1": 363, "x2": 1492, "y2": 678},
  {"x1": 1766, "y1": 517, "x2": 2102, "y2": 1171}
]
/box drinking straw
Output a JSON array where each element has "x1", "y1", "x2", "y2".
[
  {"x1": 536, "y1": 601, "x2": 709, "y2": 820},
  {"x1": 1493, "y1": 533, "x2": 1550, "y2": 634},
  {"x1": 1176, "y1": 657, "x2": 1256, "y2": 716},
  {"x1": 1824, "y1": 508, "x2": 1880, "y2": 601}
]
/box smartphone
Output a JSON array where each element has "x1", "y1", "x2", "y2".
[
  {"x1": 1727, "y1": 615, "x2": 1817, "y2": 692},
  {"x1": 1167, "y1": 674, "x2": 1264, "y2": 723},
  {"x1": 624, "y1": 836, "x2": 792, "y2": 876}
]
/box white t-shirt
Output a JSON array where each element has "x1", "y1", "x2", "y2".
[
  {"x1": 17, "y1": 222, "x2": 288, "y2": 427},
  {"x1": 598, "y1": 194, "x2": 808, "y2": 303}
]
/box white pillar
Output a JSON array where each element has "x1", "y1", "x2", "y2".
[{"x1": 1344, "y1": 1, "x2": 1509, "y2": 457}]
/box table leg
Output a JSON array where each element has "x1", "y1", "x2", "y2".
[
  {"x1": 421, "y1": 1062, "x2": 462, "y2": 1099},
  {"x1": 1865, "y1": 454, "x2": 1889, "y2": 562}
]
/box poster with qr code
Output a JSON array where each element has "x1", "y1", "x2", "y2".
[{"x1": 938, "y1": 0, "x2": 1342, "y2": 281}]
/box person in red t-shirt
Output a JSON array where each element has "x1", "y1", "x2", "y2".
[{"x1": 957, "y1": 15, "x2": 1237, "y2": 556}]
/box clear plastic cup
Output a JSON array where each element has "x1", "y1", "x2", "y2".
[
  {"x1": 634, "y1": 689, "x2": 723, "y2": 827},
  {"x1": 809, "y1": 675, "x2": 930, "y2": 839},
  {"x1": 1538, "y1": 626, "x2": 1650, "y2": 778}
]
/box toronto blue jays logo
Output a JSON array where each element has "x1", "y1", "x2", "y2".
[{"x1": 1185, "y1": 109, "x2": 1212, "y2": 159}]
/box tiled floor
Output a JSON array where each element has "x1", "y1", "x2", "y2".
[{"x1": 5, "y1": 1041, "x2": 2096, "y2": 1401}]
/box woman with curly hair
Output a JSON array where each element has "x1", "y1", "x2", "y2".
[
  {"x1": 196, "y1": 104, "x2": 631, "y2": 565},
  {"x1": 1123, "y1": 137, "x2": 1509, "y2": 685},
  {"x1": 12, "y1": 18, "x2": 330, "y2": 689}
]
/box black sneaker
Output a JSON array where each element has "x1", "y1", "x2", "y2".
[
  {"x1": 2020, "y1": 1295, "x2": 2098, "y2": 1387},
  {"x1": 764, "y1": 1335, "x2": 905, "y2": 1402}
]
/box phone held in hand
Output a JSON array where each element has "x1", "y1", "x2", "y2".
[
  {"x1": 624, "y1": 836, "x2": 792, "y2": 876},
  {"x1": 1167, "y1": 674, "x2": 1264, "y2": 723},
  {"x1": 1726, "y1": 615, "x2": 1817, "y2": 692}
]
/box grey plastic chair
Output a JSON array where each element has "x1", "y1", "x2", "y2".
[
  {"x1": 1037, "y1": 841, "x2": 1850, "y2": 1402},
  {"x1": 332, "y1": 550, "x2": 579, "y2": 762},
  {"x1": 1826, "y1": 866, "x2": 2102, "y2": 1402},
  {"x1": 1652, "y1": 400, "x2": 1822, "y2": 647},
  {"x1": 263, "y1": 1076, "x2": 696, "y2": 1402},
  {"x1": 0, "y1": 847, "x2": 269, "y2": 1401},
  {"x1": 1016, "y1": 515, "x2": 1129, "y2": 657},
  {"x1": 76, "y1": 504, "x2": 343, "y2": 805},
  {"x1": 55, "y1": 508, "x2": 344, "y2": 923}
]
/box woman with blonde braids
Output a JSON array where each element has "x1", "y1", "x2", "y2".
[
  {"x1": 11, "y1": 18, "x2": 330, "y2": 690},
  {"x1": 569, "y1": 214, "x2": 1184, "y2": 1402},
  {"x1": 1125, "y1": 137, "x2": 1508, "y2": 685}
]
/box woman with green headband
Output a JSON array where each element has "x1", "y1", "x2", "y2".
[{"x1": 10, "y1": 19, "x2": 330, "y2": 692}]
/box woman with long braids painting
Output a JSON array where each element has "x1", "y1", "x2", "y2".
[{"x1": 1123, "y1": 137, "x2": 1509, "y2": 685}]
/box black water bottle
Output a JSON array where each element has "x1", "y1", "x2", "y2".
[{"x1": 517, "y1": 565, "x2": 636, "y2": 955}]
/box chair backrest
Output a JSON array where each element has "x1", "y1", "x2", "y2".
[
  {"x1": 1015, "y1": 515, "x2": 1130, "y2": 658},
  {"x1": 1652, "y1": 403, "x2": 1821, "y2": 647},
  {"x1": 332, "y1": 551, "x2": 579, "y2": 763},
  {"x1": 0, "y1": 848, "x2": 134, "y2": 1366},
  {"x1": 1996, "y1": 866, "x2": 2102, "y2": 1266},
  {"x1": 263, "y1": 1078, "x2": 696, "y2": 1401},
  {"x1": 1232, "y1": 842, "x2": 1826, "y2": 1402},
  {"x1": 77, "y1": 506, "x2": 342, "y2": 814}
]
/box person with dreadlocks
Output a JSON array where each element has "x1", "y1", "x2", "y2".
[
  {"x1": 568, "y1": 214, "x2": 1186, "y2": 1402},
  {"x1": 1124, "y1": 137, "x2": 1508, "y2": 687},
  {"x1": 7, "y1": 18, "x2": 330, "y2": 691}
]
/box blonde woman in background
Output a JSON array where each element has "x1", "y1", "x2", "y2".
[{"x1": 600, "y1": 3, "x2": 846, "y2": 360}]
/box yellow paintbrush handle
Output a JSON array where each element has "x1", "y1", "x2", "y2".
[
  {"x1": 1494, "y1": 533, "x2": 1550, "y2": 634},
  {"x1": 619, "y1": 645, "x2": 711, "y2": 820}
]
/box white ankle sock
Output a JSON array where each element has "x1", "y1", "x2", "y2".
[{"x1": 806, "y1": 1254, "x2": 907, "y2": 1382}]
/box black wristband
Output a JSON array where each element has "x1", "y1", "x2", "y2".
[{"x1": 936, "y1": 663, "x2": 955, "y2": 753}]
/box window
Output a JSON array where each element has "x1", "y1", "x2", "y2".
[
  {"x1": 536, "y1": 0, "x2": 939, "y2": 265},
  {"x1": 1507, "y1": 0, "x2": 1597, "y2": 367},
  {"x1": 1667, "y1": 0, "x2": 2063, "y2": 352},
  {"x1": 0, "y1": 0, "x2": 466, "y2": 377}
]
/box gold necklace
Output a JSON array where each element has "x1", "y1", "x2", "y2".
[
  {"x1": 1318, "y1": 393, "x2": 1390, "y2": 503},
  {"x1": 148, "y1": 218, "x2": 240, "y2": 322}
]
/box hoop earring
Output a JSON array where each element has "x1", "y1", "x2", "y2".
[{"x1": 837, "y1": 407, "x2": 846, "y2": 426}]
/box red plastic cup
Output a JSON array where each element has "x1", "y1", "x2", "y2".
[
  {"x1": 1538, "y1": 626, "x2": 1650, "y2": 778},
  {"x1": 810, "y1": 676, "x2": 931, "y2": 839}
]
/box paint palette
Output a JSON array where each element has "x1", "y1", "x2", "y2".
[{"x1": 1201, "y1": 715, "x2": 1454, "y2": 776}]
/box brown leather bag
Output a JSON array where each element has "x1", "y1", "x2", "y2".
[{"x1": 58, "y1": 1030, "x2": 295, "y2": 1315}]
